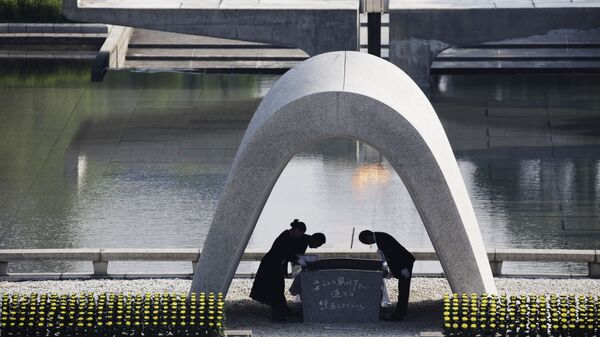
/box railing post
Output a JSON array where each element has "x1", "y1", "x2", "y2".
[
  {"x1": 93, "y1": 261, "x2": 108, "y2": 276},
  {"x1": 589, "y1": 263, "x2": 600, "y2": 278},
  {"x1": 489, "y1": 261, "x2": 503, "y2": 277},
  {"x1": 0, "y1": 261, "x2": 7, "y2": 276}
]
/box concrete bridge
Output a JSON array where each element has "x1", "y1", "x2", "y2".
[
  {"x1": 62, "y1": 0, "x2": 359, "y2": 57},
  {"x1": 63, "y1": 0, "x2": 600, "y2": 88},
  {"x1": 389, "y1": 0, "x2": 600, "y2": 88}
]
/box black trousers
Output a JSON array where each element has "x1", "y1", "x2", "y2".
[{"x1": 395, "y1": 263, "x2": 414, "y2": 316}]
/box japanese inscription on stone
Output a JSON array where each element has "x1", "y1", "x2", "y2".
[{"x1": 300, "y1": 269, "x2": 382, "y2": 323}]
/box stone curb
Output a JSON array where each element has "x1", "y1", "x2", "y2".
[
  {"x1": 0, "y1": 273, "x2": 195, "y2": 281},
  {"x1": 0, "y1": 53, "x2": 97, "y2": 60},
  {"x1": 420, "y1": 332, "x2": 443, "y2": 337},
  {"x1": 0, "y1": 272, "x2": 592, "y2": 283},
  {"x1": 0, "y1": 23, "x2": 107, "y2": 34}
]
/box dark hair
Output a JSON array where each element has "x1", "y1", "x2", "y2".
[
  {"x1": 358, "y1": 230, "x2": 375, "y2": 244},
  {"x1": 309, "y1": 233, "x2": 326, "y2": 248},
  {"x1": 290, "y1": 219, "x2": 306, "y2": 232}
]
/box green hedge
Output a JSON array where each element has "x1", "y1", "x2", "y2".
[
  {"x1": 443, "y1": 293, "x2": 599, "y2": 337},
  {"x1": 0, "y1": 292, "x2": 225, "y2": 337},
  {"x1": 0, "y1": 0, "x2": 65, "y2": 22}
]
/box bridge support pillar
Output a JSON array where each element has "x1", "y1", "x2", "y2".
[
  {"x1": 364, "y1": 0, "x2": 386, "y2": 57},
  {"x1": 368, "y1": 13, "x2": 382, "y2": 57},
  {"x1": 589, "y1": 263, "x2": 600, "y2": 279},
  {"x1": 489, "y1": 261, "x2": 503, "y2": 277},
  {"x1": 0, "y1": 262, "x2": 7, "y2": 276},
  {"x1": 93, "y1": 261, "x2": 108, "y2": 276},
  {"x1": 389, "y1": 37, "x2": 447, "y2": 92},
  {"x1": 389, "y1": 4, "x2": 600, "y2": 93}
]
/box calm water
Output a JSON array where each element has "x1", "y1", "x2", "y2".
[{"x1": 1, "y1": 60, "x2": 600, "y2": 275}]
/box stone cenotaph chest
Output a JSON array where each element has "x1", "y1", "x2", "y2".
[{"x1": 300, "y1": 269, "x2": 383, "y2": 323}]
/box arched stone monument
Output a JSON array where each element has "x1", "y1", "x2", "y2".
[{"x1": 191, "y1": 51, "x2": 497, "y2": 295}]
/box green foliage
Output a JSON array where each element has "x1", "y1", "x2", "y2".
[
  {"x1": 0, "y1": 60, "x2": 89, "y2": 87},
  {"x1": 0, "y1": 0, "x2": 66, "y2": 22},
  {"x1": 0, "y1": 292, "x2": 225, "y2": 337},
  {"x1": 443, "y1": 293, "x2": 599, "y2": 337}
]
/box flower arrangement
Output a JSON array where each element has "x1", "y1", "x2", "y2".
[
  {"x1": 0, "y1": 292, "x2": 225, "y2": 337},
  {"x1": 443, "y1": 293, "x2": 599, "y2": 337}
]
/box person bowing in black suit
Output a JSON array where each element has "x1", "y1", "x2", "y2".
[
  {"x1": 359, "y1": 230, "x2": 416, "y2": 321},
  {"x1": 250, "y1": 219, "x2": 307, "y2": 321}
]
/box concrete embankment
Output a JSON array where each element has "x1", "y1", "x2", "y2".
[
  {"x1": 91, "y1": 25, "x2": 133, "y2": 80},
  {"x1": 121, "y1": 15, "x2": 381, "y2": 74},
  {"x1": 2, "y1": 277, "x2": 600, "y2": 337},
  {"x1": 123, "y1": 29, "x2": 308, "y2": 75},
  {"x1": 4, "y1": 18, "x2": 598, "y2": 81},
  {"x1": 0, "y1": 23, "x2": 133, "y2": 81},
  {"x1": 0, "y1": 23, "x2": 108, "y2": 60}
]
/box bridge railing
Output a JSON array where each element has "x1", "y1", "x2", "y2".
[{"x1": 0, "y1": 248, "x2": 598, "y2": 279}]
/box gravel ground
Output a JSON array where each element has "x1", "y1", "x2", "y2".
[{"x1": 2, "y1": 277, "x2": 600, "y2": 337}]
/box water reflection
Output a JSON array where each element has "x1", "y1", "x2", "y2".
[
  {"x1": 352, "y1": 163, "x2": 390, "y2": 192},
  {"x1": 0, "y1": 64, "x2": 599, "y2": 275}
]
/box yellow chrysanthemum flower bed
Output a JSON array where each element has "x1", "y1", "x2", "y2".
[
  {"x1": 443, "y1": 293, "x2": 599, "y2": 337},
  {"x1": 0, "y1": 292, "x2": 225, "y2": 337}
]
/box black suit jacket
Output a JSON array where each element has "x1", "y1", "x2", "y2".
[
  {"x1": 374, "y1": 232, "x2": 416, "y2": 278},
  {"x1": 250, "y1": 230, "x2": 299, "y2": 305}
]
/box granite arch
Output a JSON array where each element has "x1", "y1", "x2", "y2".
[{"x1": 190, "y1": 51, "x2": 497, "y2": 295}]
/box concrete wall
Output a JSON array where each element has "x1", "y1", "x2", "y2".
[
  {"x1": 2, "y1": 248, "x2": 599, "y2": 279},
  {"x1": 389, "y1": 1, "x2": 600, "y2": 88},
  {"x1": 62, "y1": 0, "x2": 359, "y2": 56}
]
